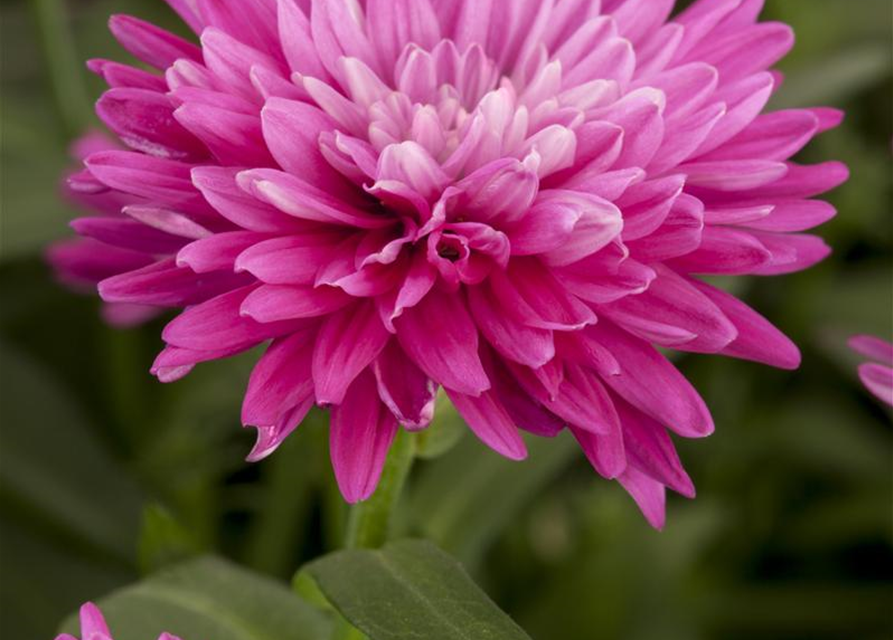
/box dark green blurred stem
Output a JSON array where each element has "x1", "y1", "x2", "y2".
[
  {"x1": 332, "y1": 429, "x2": 415, "y2": 640},
  {"x1": 30, "y1": 0, "x2": 92, "y2": 137},
  {"x1": 345, "y1": 429, "x2": 415, "y2": 550}
]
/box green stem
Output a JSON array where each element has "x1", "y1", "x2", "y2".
[
  {"x1": 30, "y1": 0, "x2": 93, "y2": 137},
  {"x1": 332, "y1": 429, "x2": 415, "y2": 640},
  {"x1": 345, "y1": 429, "x2": 416, "y2": 549}
]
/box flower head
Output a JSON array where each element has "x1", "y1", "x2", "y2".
[
  {"x1": 56, "y1": 602, "x2": 181, "y2": 640},
  {"x1": 53, "y1": 0, "x2": 846, "y2": 527},
  {"x1": 849, "y1": 335, "x2": 893, "y2": 406}
]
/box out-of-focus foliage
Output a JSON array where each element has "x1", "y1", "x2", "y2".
[{"x1": 0, "y1": 1, "x2": 890, "y2": 639}]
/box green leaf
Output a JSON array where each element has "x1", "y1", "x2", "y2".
[
  {"x1": 60, "y1": 556, "x2": 332, "y2": 640},
  {"x1": 306, "y1": 539, "x2": 533, "y2": 640}
]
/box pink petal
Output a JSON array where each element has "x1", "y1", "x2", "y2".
[
  {"x1": 373, "y1": 341, "x2": 437, "y2": 429},
  {"x1": 618, "y1": 464, "x2": 667, "y2": 530},
  {"x1": 627, "y1": 193, "x2": 705, "y2": 263},
  {"x1": 748, "y1": 231, "x2": 831, "y2": 276},
  {"x1": 616, "y1": 175, "x2": 685, "y2": 241},
  {"x1": 616, "y1": 396, "x2": 695, "y2": 498},
  {"x1": 467, "y1": 281, "x2": 555, "y2": 368},
  {"x1": 201, "y1": 27, "x2": 284, "y2": 101},
  {"x1": 235, "y1": 232, "x2": 343, "y2": 285},
  {"x1": 78, "y1": 602, "x2": 112, "y2": 638},
  {"x1": 197, "y1": 0, "x2": 282, "y2": 61},
  {"x1": 312, "y1": 301, "x2": 391, "y2": 405},
  {"x1": 396, "y1": 287, "x2": 490, "y2": 396},
  {"x1": 261, "y1": 98, "x2": 350, "y2": 190},
  {"x1": 162, "y1": 285, "x2": 308, "y2": 351},
  {"x1": 330, "y1": 370, "x2": 399, "y2": 503},
  {"x1": 377, "y1": 141, "x2": 450, "y2": 203},
  {"x1": 238, "y1": 168, "x2": 388, "y2": 229},
  {"x1": 278, "y1": 0, "x2": 330, "y2": 78},
  {"x1": 108, "y1": 14, "x2": 201, "y2": 69},
  {"x1": 174, "y1": 101, "x2": 274, "y2": 167},
  {"x1": 88, "y1": 58, "x2": 167, "y2": 91},
  {"x1": 85, "y1": 151, "x2": 203, "y2": 209},
  {"x1": 849, "y1": 335, "x2": 893, "y2": 364},
  {"x1": 99, "y1": 257, "x2": 249, "y2": 307},
  {"x1": 585, "y1": 322, "x2": 715, "y2": 438},
  {"x1": 538, "y1": 194, "x2": 623, "y2": 266},
  {"x1": 447, "y1": 387, "x2": 528, "y2": 460},
  {"x1": 241, "y1": 284, "x2": 351, "y2": 322},
  {"x1": 490, "y1": 259, "x2": 597, "y2": 331},
  {"x1": 177, "y1": 231, "x2": 273, "y2": 274},
  {"x1": 704, "y1": 109, "x2": 819, "y2": 162},
  {"x1": 71, "y1": 216, "x2": 188, "y2": 255},
  {"x1": 242, "y1": 328, "x2": 315, "y2": 428},
  {"x1": 691, "y1": 278, "x2": 801, "y2": 370},
  {"x1": 192, "y1": 166, "x2": 308, "y2": 232},
  {"x1": 669, "y1": 226, "x2": 772, "y2": 275},
  {"x1": 97, "y1": 88, "x2": 206, "y2": 160},
  {"x1": 545, "y1": 364, "x2": 618, "y2": 436},
  {"x1": 858, "y1": 363, "x2": 893, "y2": 407},
  {"x1": 741, "y1": 199, "x2": 836, "y2": 233},
  {"x1": 598, "y1": 265, "x2": 738, "y2": 353},
  {"x1": 678, "y1": 160, "x2": 789, "y2": 191}
]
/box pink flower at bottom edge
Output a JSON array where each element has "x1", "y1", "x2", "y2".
[
  {"x1": 849, "y1": 335, "x2": 893, "y2": 406},
  {"x1": 49, "y1": 0, "x2": 849, "y2": 528},
  {"x1": 55, "y1": 602, "x2": 182, "y2": 640}
]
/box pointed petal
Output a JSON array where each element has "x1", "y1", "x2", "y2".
[
  {"x1": 330, "y1": 370, "x2": 399, "y2": 503},
  {"x1": 313, "y1": 301, "x2": 391, "y2": 405},
  {"x1": 396, "y1": 287, "x2": 490, "y2": 396}
]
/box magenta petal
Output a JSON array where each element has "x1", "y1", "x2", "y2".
[
  {"x1": 544, "y1": 364, "x2": 616, "y2": 436},
  {"x1": 178, "y1": 231, "x2": 273, "y2": 274},
  {"x1": 396, "y1": 287, "x2": 490, "y2": 396},
  {"x1": 741, "y1": 199, "x2": 836, "y2": 233},
  {"x1": 491, "y1": 259, "x2": 597, "y2": 332},
  {"x1": 691, "y1": 278, "x2": 801, "y2": 370},
  {"x1": 586, "y1": 322, "x2": 715, "y2": 438},
  {"x1": 446, "y1": 387, "x2": 528, "y2": 460},
  {"x1": 242, "y1": 329, "x2": 315, "y2": 427},
  {"x1": 99, "y1": 257, "x2": 249, "y2": 307},
  {"x1": 261, "y1": 98, "x2": 348, "y2": 188},
  {"x1": 373, "y1": 341, "x2": 436, "y2": 430},
  {"x1": 858, "y1": 363, "x2": 893, "y2": 407},
  {"x1": 615, "y1": 395, "x2": 695, "y2": 498},
  {"x1": 96, "y1": 87, "x2": 205, "y2": 160},
  {"x1": 71, "y1": 216, "x2": 188, "y2": 255},
  {"x1": 669, "y1": 226, "x2": 772, "y2": 275},
  {"x1": 174, "y1": 101, "x2": 274, "y2": 167},
  {"x1": 192, "y1": 167, "x2": 309, "y2": 233},
  {"x1": 162, "y1": 285, "x2": 308, "y2": 351},
  {"x1": 235, "y1": 232, "x2": 344, "y2": 285},
  {"x1": 618, "y1": 464, "x2": 667, "y2": 530},
  {"x1": 468, "y1": 282, "x2": 555, "y2": 368},
  {"x1": 313, "y1": 301, "x2": 391, "y2": 405},
  {"x1": 78, "y1": 602, "x2": 112, "y2": 638},
  {"x1": 241, "y1": 284, "x2": 351, "y2": 322},
  {"x1": 330, "y1": 370, "x2": 399, "y2": 503},
  {"x1": 599, "y1": 265, "x2": 738, "y2": 353},
  {"x1": 109, "y1": 14, "x2": 201, "y2": 69},
  {"x1": 849, "y1": 335, "x2": 893, "y2": 363}
]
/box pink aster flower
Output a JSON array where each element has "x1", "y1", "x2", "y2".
[
  {"x1": 849, "y1": 335, "x2": 893, "y2": 406},
  {"x1": 53, "y1": 0, "x2": 847, "y2": 527},
  {"x1": 56, "y1": 602, "x2": 181, "y2": 640}
]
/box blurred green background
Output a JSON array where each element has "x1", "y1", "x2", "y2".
[{"x1": 1, "y1": 1, "x2": 891, "y2": 638}]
